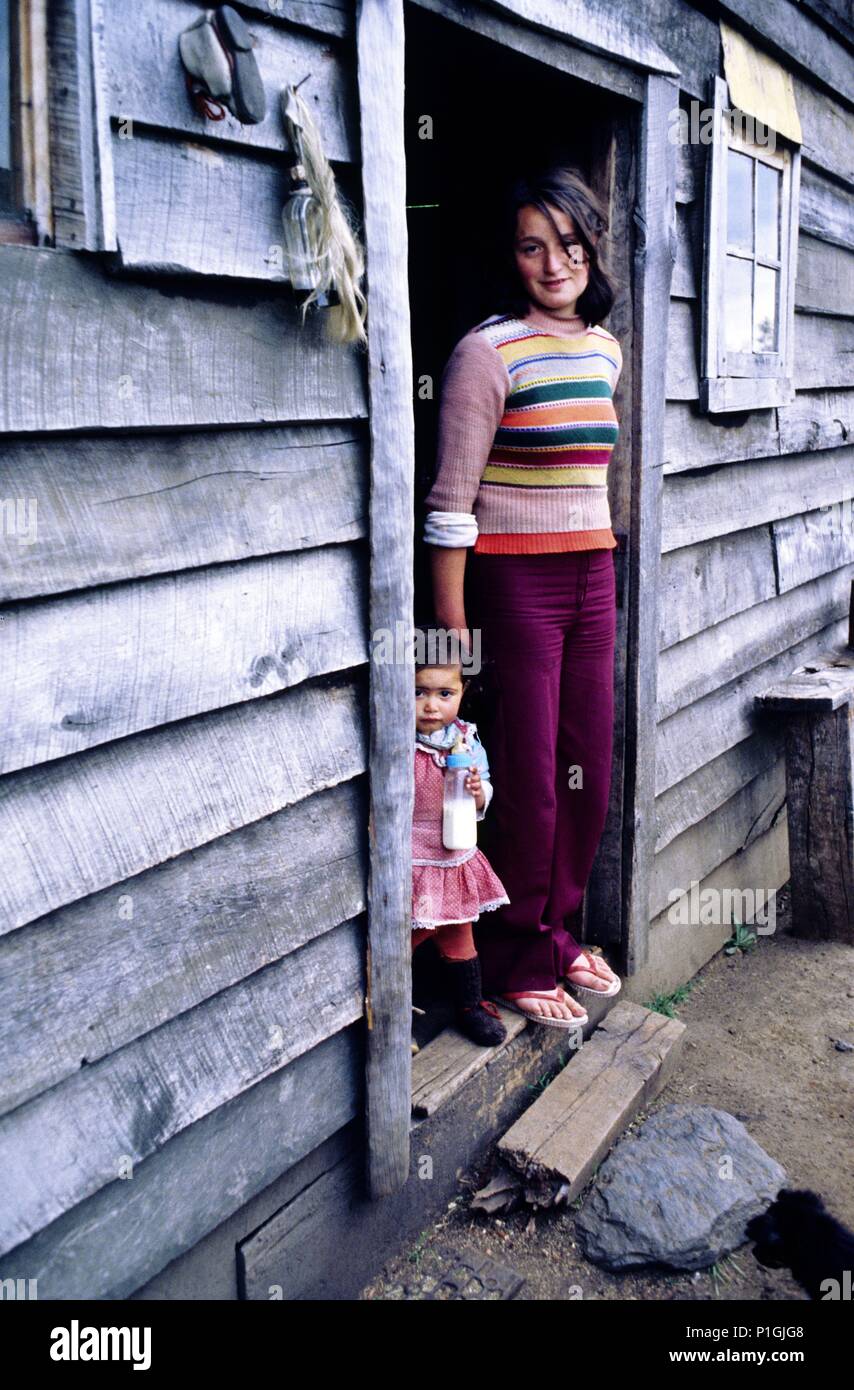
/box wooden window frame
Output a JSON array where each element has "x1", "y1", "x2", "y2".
[
  {"x1": 700, "y1": 74, "x2": 801, "y2": 414},
  {"x1": 1, "y1": 0, "x2": 52, "y2": 245}
]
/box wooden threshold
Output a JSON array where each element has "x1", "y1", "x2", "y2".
[{"x1": 498, "y1": 1000, "x2": 686, "y2": 1201}]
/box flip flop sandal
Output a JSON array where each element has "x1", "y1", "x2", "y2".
[
  {"x1": 562, "y1": 953, "x2": 622, "y2": 1000},
  {"x1": 497, "y1": 989, "x2": 588, "y2": 1031},
  {"x1": 212, "y1": 5, "x2": 267, "y2": 125}
]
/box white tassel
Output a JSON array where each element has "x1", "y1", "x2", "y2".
[{"x1": 281, "y1": 85, "x2": 368, "y2": 347}]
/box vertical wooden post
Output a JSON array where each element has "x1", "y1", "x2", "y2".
[
  {"x1": 621, "y1": 76, "x2": 678, "y2": 975},
  {"x1": 356, "y1": 0, "x2": 415, "y2": 1197}
]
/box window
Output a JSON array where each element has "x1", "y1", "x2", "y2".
[{"x1": 701, "y1": 75, "x2": 800, "y2": 413}]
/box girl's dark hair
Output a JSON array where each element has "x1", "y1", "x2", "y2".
[
  {"x1": 491, "y1": 165, "x2": 617, "y2": 327},
  {"x1": 412, "y1": 623, "x2": 466, "y2": 677}
]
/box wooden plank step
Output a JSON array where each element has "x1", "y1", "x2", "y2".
[
  {"x1": 497, "y1": 1001, "x2": 686, "y2": 1201},
  {"x1": 411, "y1": 1007, "x2": 526, "y2": 1118}
]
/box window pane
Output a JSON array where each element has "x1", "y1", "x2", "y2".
[
  {"x1": 754, "y1": 265, "x2": 779, "y2": 351},
  {"x1": 725, "y1": 256, "x2": 753, "y2": 352},
  {"x1": 756, "y1": 162, "x2": 780, "y2": 261},
  {"x1": 727, "y1": 149, "x2": 753, "y2": 251},
  {"x1": 0, "y1": 0, "x2": 11, "y2": 211}
]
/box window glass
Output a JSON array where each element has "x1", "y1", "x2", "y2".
[
  {"x1": 725, "y1": 255, "x2": 752, "y2": 352},
  {"x1": 755, "y1": 162, "x2": 780, "y2": 261},
  {"x1": 754, "y1": 264, "x2": 779, "y2": 351},
  {"x1": 726, "y1": 148, "x2": 753, "y2": 251}
]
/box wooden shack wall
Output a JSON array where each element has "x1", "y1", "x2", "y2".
[
  {"x1": 634, "y1": 0, "x2": 854, "y2": 993},
  {"x1": 0, "y1": 0, "x2": 373, "y2": 1299}
]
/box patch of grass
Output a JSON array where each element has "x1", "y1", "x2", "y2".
[
  {"x1": 723, "y1": 920, "x2": 758, "y2": 955},
  {"x1": 527, "y1": 1044, "x2": 577, "y2": 1095},
  {"x1": 709, "y1": 1251, "x2": 746, "y2": 1296},
  {"x1": 407, "y1": 1232, "x2": 429, "y2": 1265},
  {"x1": 644, "y1": 981, "x2": 696, "y2": 1018}
]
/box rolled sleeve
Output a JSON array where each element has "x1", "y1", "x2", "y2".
[{"x1": 423, "y1": 331, "x2": 508, "y2": 521}]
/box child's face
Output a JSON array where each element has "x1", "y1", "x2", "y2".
[{"x1": 415, "y1": 666, "x2": 464, "y2": 734}]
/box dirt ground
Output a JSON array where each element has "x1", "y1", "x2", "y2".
[{"x1": 362, "y1": 886, "x2": 854, "y2": 1301}]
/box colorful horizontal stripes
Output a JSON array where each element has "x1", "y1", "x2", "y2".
[{"x1": 470, "y1": 314, "x2": 620, "y2": 553}]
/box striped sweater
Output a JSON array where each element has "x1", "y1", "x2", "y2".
[{"x1": 424, "y1": 302, "x2": 622, "y2": 554}]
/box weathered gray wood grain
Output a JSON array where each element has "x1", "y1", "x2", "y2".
[
  {"x1": 0, "y1": 674, "x2": 366, "y2": 933},
  {"x1": 240, "y1": 0, "x2": 353, "y2": 38},
  {"x1": 0, "y1": 1026, "x2": 361, "y2": 1299},
  {"x1": 484, "y1": 0, "x2": 679, "y2": 74},
  {"x1": 800, "y1": 164, "x2": 854, "y2": 252},
  {"x1": 101, "y1": 0, "x2": 356, "y2": 162},
  {"x1": 774, "y1": 502, "x2": 854, "y2": 592},
  {"x1": 0, "y1": 423, "x2": 366, "y2": 601},
  {"x1": 664, "y1": 390, "x2": 854, "y2": 474},
  {"x1": 659, "y1": 523, "x2": 777, "y2": 649},
  {"x1": 0, "y1": 247, "x2": 367, "y2": 433},
  {"x1": 661, "y1": 447, "x2": 854, "y2": 552},
  {"x1": 715, "y1": 0, "x2": 854, "y2": 109},
  {"x1": 778, "y1": 390, "x2": 854, "y2": 456},
  {"x1": 0, "y1": 545, "x2": 367, "y2": 773},
  {"x1": 658, "y1": 569, "x2": 853, "y2": 720},
  {"x1": 655, "y1": 727, "x2": 785, "y2": 854},
  {"x1": 796, "y1": 235, "x2": 854, "y2": 316},
  {"x1": 357, "y1": 0, "x2": 414, "y2": 1199},
  {"x1": 621, "y1": 75, "x2": 678, "y2": 976},
  {"x1": 0, "y1": 918, "x2": 364, "y2": 1256},
  {"x1": 0, "y1": 778, "x2": 366, "y2": 1114},
  {"x1": 112, "y1": 132, "x2": 294, "y2": 280},
  {"x1": 783, "y1": 703, "x2": 853, "y2": 943},
  {"x1": 47, "y1": 0, "x2": 100, "y2": 250},
  {"x1": 656, "y1": 750, "x2": 790, "y2": 922},
  {"x1": 656, "y1": 617, "x2": 849, "y2": 793},
  {"x1": 409, "y1": 0, "x2": 643, "y2": 100},
  {"x1": 659, "y1": 505, "x2": 853, "y2": 649}
]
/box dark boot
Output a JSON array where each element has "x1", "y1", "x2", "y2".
[{"x1": 440, "y1": 954, "x2": 507, "y2": 1047}]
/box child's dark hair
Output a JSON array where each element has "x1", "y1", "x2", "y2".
[
  {"x1": 491, "y1": 165, "x2": 618, "y2": 327},
  {"x1": 412, "y1": 623, "x2": 467, "y2": 678}
]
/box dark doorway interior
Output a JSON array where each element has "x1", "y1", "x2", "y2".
[{"x1": 403, "y1": 3, "x2": 627, "y2": 620}]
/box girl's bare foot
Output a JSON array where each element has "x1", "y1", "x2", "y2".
[
  {"x1": 564, "y1": 951, "x2": 619, "y2": 992},
  {"x1": 504, "y1": 986, "x2": 586, "y2": 1022}
]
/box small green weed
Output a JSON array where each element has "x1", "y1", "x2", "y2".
[
  {"x1": 644, "y1": 981, "x2": 695, "y2": 1018},
  {"x1": 724, "y1": 920, "x2": 758, "y2": 955}
]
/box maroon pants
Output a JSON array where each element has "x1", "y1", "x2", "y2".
[{"x1": 469, "y1": 548, "x2": 617, "y2": 994}]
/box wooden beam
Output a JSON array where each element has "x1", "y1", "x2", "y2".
[
  {"x1": 409, "y1": 0, "x2": 644, "y2": 101},
  {"x1": 622, "y1": 75, "x2": 678, "y2": 976},
  {"x1": 483, "y1": 0, "x2": 680, "y2": 77},
  {"x1": 356, "y1": 0, "x2": 414, "y2": 1198}
]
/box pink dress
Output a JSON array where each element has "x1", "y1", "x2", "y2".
[{"x1": 412, "y1": 726, "x2": 510, "y2": 931}]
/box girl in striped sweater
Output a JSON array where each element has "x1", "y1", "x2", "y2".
[{"x1": 424, "y1": 166, "x2": 623, "y2": 1027}]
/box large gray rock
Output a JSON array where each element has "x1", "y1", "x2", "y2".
[{"x1": 575, "y1": 1104, "x2": 786, "y2": 1271}]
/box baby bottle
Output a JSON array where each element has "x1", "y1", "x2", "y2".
[{"x1": 442, "y1": 738, "x2": 478, "y2": 851}]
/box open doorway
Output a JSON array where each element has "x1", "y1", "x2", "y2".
[{"x1": 404, "y1": 0, "x2": 637, "y2": 989}]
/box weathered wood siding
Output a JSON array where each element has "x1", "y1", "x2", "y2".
[
  {"x1": 0, "y1": 0, "x2": 370, "y2": 1298},
  {"x1": 649, "y1": 0, "x2": 854, "y2": 990}
]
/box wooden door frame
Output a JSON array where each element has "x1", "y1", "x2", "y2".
[{"x1": 359, "y1": 0, "x2": 678, "y2": 1197}]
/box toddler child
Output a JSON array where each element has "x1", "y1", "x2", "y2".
[{"x1": 412, "y1": 630, "x2": 509, "y2": 1046}]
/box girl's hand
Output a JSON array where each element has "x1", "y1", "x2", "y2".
[{"x1": 464, "y1": 765, "x2": 485, "y2": 812}]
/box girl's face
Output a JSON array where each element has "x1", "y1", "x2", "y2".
[
  {"x1": 514, "y1": 203, "x2": 591, "y2": 316},
  {"x1": 415, "y1": 666, "x2": 464, "y2": 734}
]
